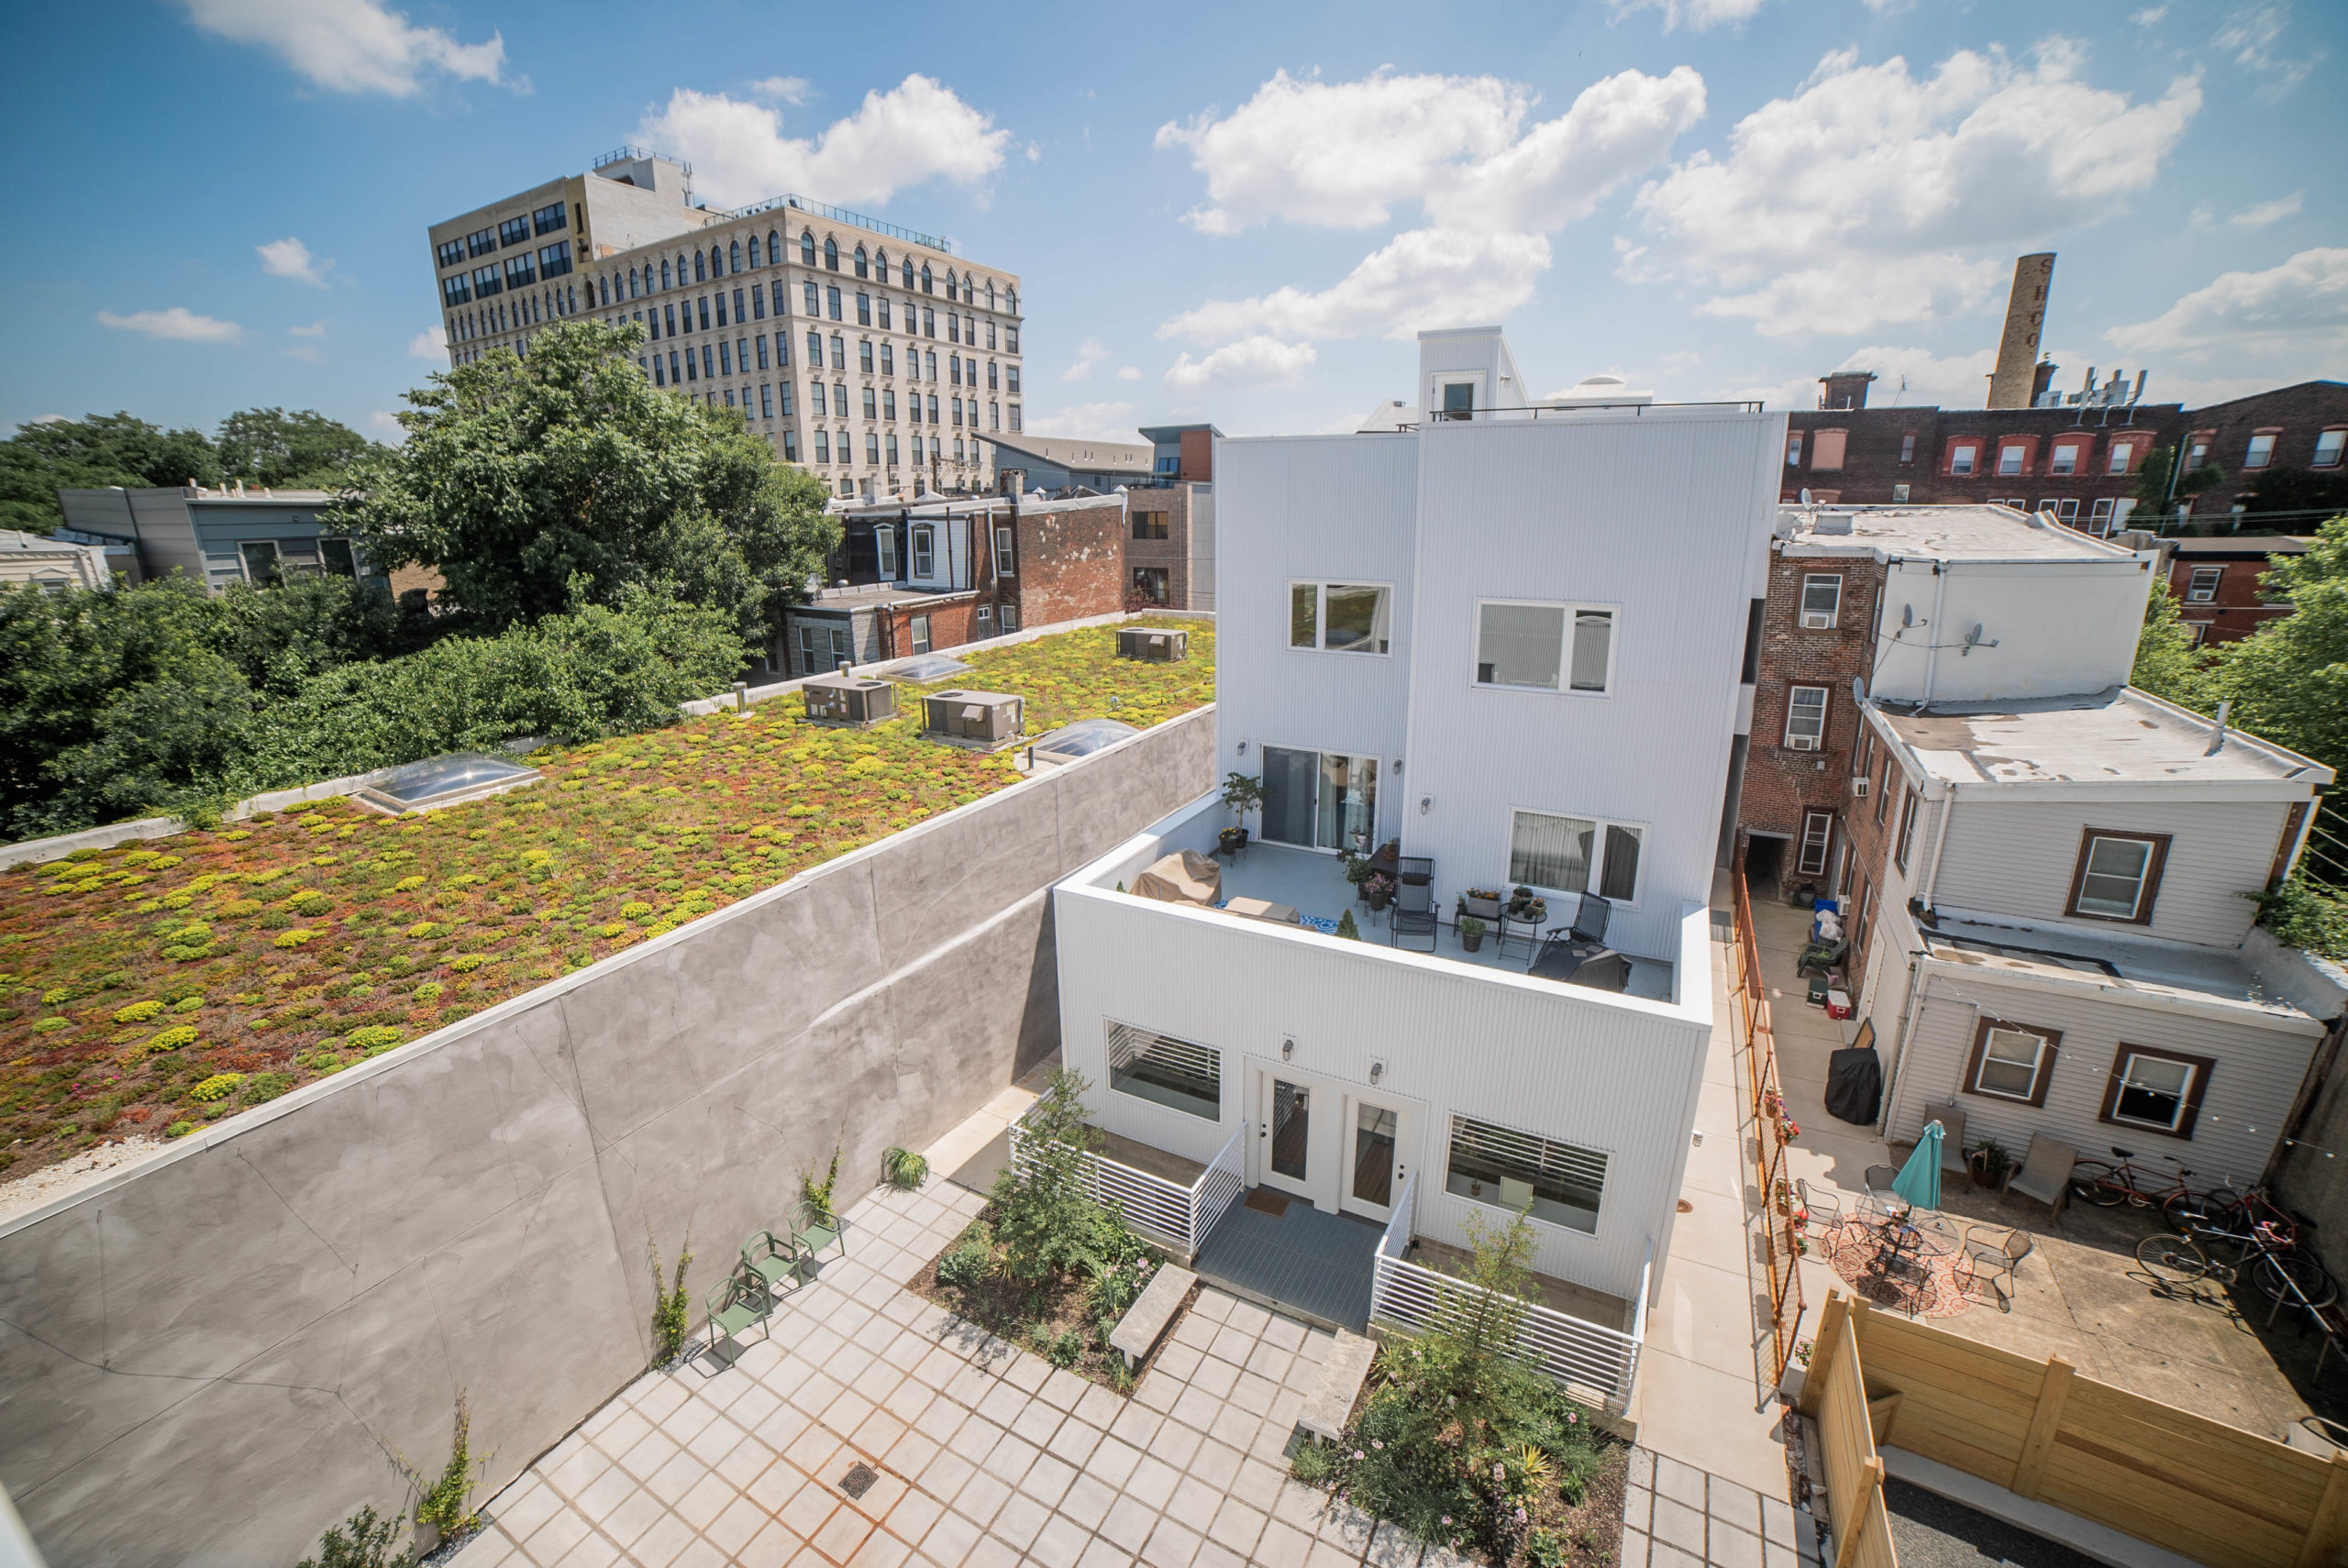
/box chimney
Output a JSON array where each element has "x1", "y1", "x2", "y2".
[
  {"x1": 2030, "y1": 357, "x2": 2057, "y2": 406},
  {"x1": 1818, "y1": 370, "x2": 1877, "y2": 411},
  {"x1": 1987, "y1": 253, "x2": 2055, "y2": 409}
]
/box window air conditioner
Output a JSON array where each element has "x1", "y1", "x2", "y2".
[
  {"x1": 1851, "y1": 776, "x2": 1870, "y2": 797},
  {"x1": 1787, "y1": 734, "x2": 1820, "y2": 752},
  {"x1": 1800, "y1": 611, "x2": 1836, "y2": 629}
]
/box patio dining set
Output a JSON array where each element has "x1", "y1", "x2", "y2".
[
  {"x1": 1362, "y1": 845, "x2": 1632, "y2": 990},
  {"x1": 1798, "y1": 1116, "x2": 2043, "y2": 1318},
  {"x1": 702, "y1": 1198, "x2": 848, "y2": 1359}
]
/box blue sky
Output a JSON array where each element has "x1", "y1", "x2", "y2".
[{"x1": 3, "y1": 0, "x2": 2342, "y2": 447}]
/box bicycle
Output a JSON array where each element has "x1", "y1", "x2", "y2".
[
  {"x1": 2136, "y1": 1215, "x2": 2337, "y2": 1309},
  {"x1": 2066, "y1": 1145, "x2": 2237, "y2": 1227}
]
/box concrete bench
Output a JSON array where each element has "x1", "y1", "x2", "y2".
[
  {"x1": 1300, "y1": 1330, "x2": 1378, "y2": 1443},
  {"x1": 1108, "y1": 1264, "x2": 1196, "y2": 1368}
]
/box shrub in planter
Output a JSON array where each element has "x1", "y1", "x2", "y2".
[
  {"x1": 936, "y1": 1235, "x2": 993, "y2": 1293},
  {"x1": 1968, "y1": 1138, "x2": 2012, "y2": 1188},
  {"x1": 1456, "y1": 915, "x2": 1487, "y2": 952},
  {"x1": 882, "y1": 1145, "x2": 928, "y2": 1190}
]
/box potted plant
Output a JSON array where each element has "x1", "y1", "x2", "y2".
[
  {"x1": 1506, "y1": 886, "x2": 1547, "y2": 925},
  {"x1": 1457, "y1": 914, "x2": 1487, "y2": 953},
  {"x1": 1460, "y1": 887, "x2": 1503, "y2": 922},
  {"x1": 1343, "y1": 853, "x2": 1375, "y2": 898},
  {"x1": 1364, "y1": 872, "x2": 1395, "y2": 911},
  {"x1": 1219, "y1": 772, "x2": 1264, "y2": 853},
  {"x1": 1968, "y1": 1137, "x2": 2012, "y2": 1189}
]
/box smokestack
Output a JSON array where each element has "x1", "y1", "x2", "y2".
[{"x1": 1987, "y1": 253, "x2": 2055, "y2": 409}]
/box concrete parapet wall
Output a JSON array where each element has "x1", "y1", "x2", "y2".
[{"x1": 0, "y1": 705, "x2": 1215, "y2": 1566}]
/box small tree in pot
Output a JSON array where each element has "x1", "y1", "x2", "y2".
[
  {"x1": 1219, "y1": 772, "x2": 1265, "y2": 852},
  {"x1": 1967, "y1": 1137, "x2": 2012, "y2": 1189},
  {"x1": 1456, "y1": 913, "x2": 1488, "y2": 952}
]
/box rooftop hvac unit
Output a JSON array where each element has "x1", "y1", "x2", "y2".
[
  {"x1": 922, "y1": 688, "x2": 1024, "y2": 748},
  {"x1": 1116, "y1": 626, "x2": 1188, "y2": 662},
  {"x1": 803, "y1": 674, "x2": 896, "y2": 727}
]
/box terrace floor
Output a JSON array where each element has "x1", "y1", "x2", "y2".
[
  {"x1": 1207, "y1": 844, "x2": 1675, "y2": 1002},
  {"x1": 1193, "y1": 1196, "x2": 1383, "y2": 1332}
]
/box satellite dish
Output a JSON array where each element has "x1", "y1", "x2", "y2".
[
  {"x1": 1966, "y1": 624, "x2": 1984, "y2": 646},
  {"x1": 1799, "y1": 488, "x2": 1814, "y2": 505},
  {"x1": 1851, "y1": 677, "x2": 1866, "y2": 704},
  {"x1": 1900, "y1": 603, "x2": 1914, "y2": 628}
]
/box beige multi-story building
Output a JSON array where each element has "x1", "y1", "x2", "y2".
[{"x1": 424, "y1": 147, "x2": 1024, "y2": 500}]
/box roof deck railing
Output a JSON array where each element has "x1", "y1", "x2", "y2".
[
  {"x1": 1406, "y1": 400, "x2": 1767, "y2": 430},
  {"x1": 714, "y1": 193, "x2": 952, "y2": 255}
]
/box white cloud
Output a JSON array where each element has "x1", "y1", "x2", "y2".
[
  {"x1": 366, "y1": 410, "x2": 405, "y2": 442},
  {"x1": 1608, "y1": 0, "x2": 1771, "y2": 32},
  {"x1": 2232, "y1": 191, "x2": 2304, "y2": 228},
  {"x1": 258, "y1": 236, "x2": 331, "y2": 287},
  {"x1": 751, "y1": 76, "x2": 810, "y2": 105},
  {"x1": 1631, "y1": 41, "x2": 2200, "y2": 337},
  {"x1": 1156, "y1": 66, "x2": 1702, "y2": 235},
  {"x1": 2132, "y1": 4, "x2": 2170, "y2": 24},
  {"x1": 2107, "y1": 248, "x2": 2348, "y2": 360},
  {"x1": 97, "y1": 307, "x2": 242, "y2": 343},
  {"x1": 408, "y1": 324, "x2": 448, "y2": 359},
  {"x1": 182, "y1": 0, "x2": 505, "y2": 96},
  {"x1": 1160, "y1": 228, "x2": 1552, "y2": 345},
  {"x1": 1022, "y1": 401, "x2": 1135, "y2": 439},
  {"x1": 1164, "y1": 337, "x2": 1319, "y2": 390},
  {"x1": 289, "y1": 320, "x2": 327, "y2": 337},
  {"x1": 1063, "y1": 337, "x2": 1111, "y2": 381},
  {"x1": 639, "y1": 75, "x2": 1010, "y2": 209},
  {"x1": 288, "y1": 344, "x2": 321, "y2": 362},
  {"x1": 1116, "y1": 366, "x2": 1141, "y2": 381},
  {"x1": 2216, "y1": 4, "x2": 2320, "y2": 98}
]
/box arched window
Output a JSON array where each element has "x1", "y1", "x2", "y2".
[
  {"x1": 986, "y1": 282, "x2": 997, "y2": 310},
  {"x1": 1004, "y1": 286, "x2": 1016, "y2": 315},
  {"x1": 730, "y1": 240, "x2": 742, "y2": 273},
  {"x1": 768, "y1": 228, "x2": 781, "y2": 263},
  {"x1": 629, "y1": 268, "x2": 638, "y2": 297},
  {"x1": 709, "y1": 245, "x2": 722, "y2": 276},
  {"x1": 660, "y1": 259, "x2": 672, "y2": 290},
  {"x1": 854, "y1": 245, "x2": 869, "y2": 278},
  {"x1": 902, "y1": 258, "x2": 914, "y2": 288},
  {"x1": 874, "y1": 248, "x2": 888, "y2": 280},
  {"x1": 692, "y1": 250, "x2": 705, "y2": 282},
  {"x1": 801, "y1": 229, "x2": 816, "y2": 265},
  {"x1": 824, "y1": 236, "x2": 838, "y2": 271},
  {"x1": 945, "y1": 271, "x2": 958, "y2": 302},
  {"x1": 921, "y1": 262, "x2": 932, "y2": 293}
]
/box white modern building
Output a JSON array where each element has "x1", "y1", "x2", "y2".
[{"x1": 1047, "y1": 327, "x2": 1785, "y2": 1407}]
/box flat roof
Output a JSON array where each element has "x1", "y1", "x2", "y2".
[
  {"x1": 1877, "y1": 688, "x2": 2332, "y2": 789},
  {"x1": 792, "y1": 584, "x2": 937, "y2": 612},
  {"x1": 1921, "y1": 914, "x2": 2321, "y2": 1023},
  {"x1": 1778, "y1": 505, "x2": 2139, "y2": 563},
  {"x1": 982, "y1": 435, "x2": 1152, "y2": 469},
  {"x1": 2166, "y1": 535, "x2": 2313, "y2": 558}
]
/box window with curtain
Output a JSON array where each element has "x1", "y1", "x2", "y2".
[{"x1": 1510, "y1": 811, "x2": 1644, "y2": 903}]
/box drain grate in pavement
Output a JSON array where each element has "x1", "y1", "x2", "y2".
[{"x1": 838, "y1": 1463, "x2": 878, "y2": 1499}]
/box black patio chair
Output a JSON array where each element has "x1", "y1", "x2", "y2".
[
  {"x1": 1397, "y1": 856, "x2": 1433, "y2": 888},
  {"x1": 1527, "y1": 893, "x2": 1615, "y2": 980},
  {"x1": 1388, "y1": 878, "x2": 1437, "y2": 951},
  {"x1": 1568, "y1": 893, "x2": 1612, "y2": 946}
]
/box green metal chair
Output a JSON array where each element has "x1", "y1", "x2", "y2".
[
  {"x1": 704, "y1": 1273, "x2": 770, "y2": 1359},
  {"x1": 790, "y1": 1198, "x2": 847, "y2": 1273},
  {"x1": 741, "y1": 1230, "x2": 800, "y2": 1301}
]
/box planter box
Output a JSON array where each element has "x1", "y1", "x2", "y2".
[{"x1": 1460, "y1": 895, "x2": 1502, "y2": 921}]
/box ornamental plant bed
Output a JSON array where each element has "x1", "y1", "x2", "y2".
[
  {"x1": 906, "y1": 1069, "x2": 1168, "y2": 1393},
  {"x1": 0, "y1": 624, "x2": 1213, "y2": 1186},
  {"x1": 1289, "y1": 1210, "x2": 1623, "y2": 1567}
]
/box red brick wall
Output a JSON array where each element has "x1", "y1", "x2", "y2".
[
  {"x1": 1179, "y1": 428, "x2": 1214, "y2": 481},
  {"x1": 1783, "y1": 405, "x2": 2184, "y2": 525},
  {"x1": 1838, "y1": 716, "x2": 1904, "y2": 1001},
  {"x1": 1124, "y1": 488, "x2": 1190, "y2": 609},
  {"x1": 876, "y1": 595, "x2": 981, "y2": 658},
  {"x1": 1736, "y1": 551, "x2": 1885, "y2": 859},
  {"x1": 2177, "y1": 381, "x2": 2348, "y2": 516},
  {"x1": 1005, "y1": 498, "x2": 1125, "y2": 628},
  {"x1": 2168, "y1": 552, "x2": 2299, "y2": 645}
]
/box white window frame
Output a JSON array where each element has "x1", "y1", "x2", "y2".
[
  {"x1": 1444, "y1": 1111, "x2": 1608, "y2": 1238},
  {"x1": 1505, "y1": 806, "x2": 1646, "y2": 909},
  {"x1": 2110, "y1": 1050, "x2": 2198, "y2": 1133},
  {"x1": 1799, "y1": 574, "x2": 1842, "y2": 630},
  {"x1": 1472, "y1": 599, "x2": 1618, "y2": 696},
  {"x1": 2186, "y1": 565, "x2": 2222, "y2": 603},
  {"x1": 993, "y1": 525, "x2": 1014, "y2": 578},
  {"x1": 911, "y1": 525, "x2": 935, "y2": 579},
  {"x1": 908, "y1": 613, "x2": 931, "y2": 655},
  {"x1": 1288, "y1": 580, "x2": 1395, "y2": 657},
  {"x1": 1971, "y1": 1023, "x2": 2055, "y2": 1102},
  {"x1": 2048, "y1": 441, "x2": 2082, "y2": 476},
  {"x1": 1997, "y1": 442, "x2": 2028, "y2": 477},
  {"x1": 1105, "y1": 1020, "x2": 1223, "y2": 1123},
  {"x1": 999, "y1": 602, "x2": 1018, "y2": 632},
  {"x1": 874, "y1": 526, "x2": 897, "y2": 580},
  {"x1": 2244, "y1": 432, "x2": 2276, "y2": 469},
  {"x1": 1949, "y1": 442, "x2": 1978, "y2": 477},
  {"x1": 1798, "y1": 810, "x2": 1833, "y2": 877},
  {"x1": 2314, "y1": 428, "x2": 2346, "y2": 469},
  {"x1": 1784, "y1": 685, "x2": 1828, "y2": 750}
]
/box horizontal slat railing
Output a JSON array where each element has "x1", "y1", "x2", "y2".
[
  {"x1": 1009, "y1": 1113, "x2": 1243, "y2": 1258},
  {"x1": 1368, "y1": 1174, "x2": 1645, "y2": 1414},
  {"x1": 1190, "y1": 1127, "x2": 1246, "y2": 1254}
]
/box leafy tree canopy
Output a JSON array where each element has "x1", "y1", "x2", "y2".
[
  {"x1": 216, "y1": 407, "x2": 378, "y2": 490},
  {"x1": 2238, "y1": 466, "x2": 2348, "y2": 527},
  {"x1": 2131, "y1": 580, "x2": 2212, "y2": 712},
  {"x1": 2211, "y1": 515, "x2": 2348, "y2": 778},
  {"x1": 0, "y1": 413, "x2": 221, "y2": 532},
  {"x1": 2129, "y1": 444, "x2": 2224, "y2": 525},
  {"x1": 336, "y1": 321, "x2": 837, "y2": 644}
]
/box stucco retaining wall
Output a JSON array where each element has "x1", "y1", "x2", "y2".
[{"x1": 0, "y1": 704, "x2": 1215, "y2": 1566}]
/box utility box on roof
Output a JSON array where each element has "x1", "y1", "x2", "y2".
[
  {"x1": 1117, "y1": 626, "x2": 1188, "y2": 663},
  {"x1": 922, "y1": 689, "x2": 1024, "y2": 748},
  {"x1": 803, "y1": 674, "x2": 896, "y2": 727}
]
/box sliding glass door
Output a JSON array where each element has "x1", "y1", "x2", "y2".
[{"x1": 1259, "y1": 745, "x2": 1378, "y2": 852}]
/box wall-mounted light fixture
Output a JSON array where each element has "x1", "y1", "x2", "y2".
[
  {"x1": 1368, "y1": 1057, "x2": 1386, "y2": 1084},
  {"x1": 1236, "y1": 739, "x2": 1248, "y2": 756},
  {"x1": 1418, "y1": 794, "x2": 1434, "y2": 816},
  {"x1": 1280, "y1": 1036, "x2": 1294, "y2": 1061}
]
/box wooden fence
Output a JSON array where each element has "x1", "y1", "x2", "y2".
[
  {"x1": 1802, "y1": 1286, "x2": 2348, "y2": 1568},
  {"x1": 1799, "y1": 1289, "x2": 1899, "y2": 1568},
  {"x1": 1730, "y1": 850, "x2": 1804, "y2": 1385}
]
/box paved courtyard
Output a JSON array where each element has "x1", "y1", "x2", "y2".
[{"x1": 448, "y1": 1175, "x2": 1473, "y2": 1568}]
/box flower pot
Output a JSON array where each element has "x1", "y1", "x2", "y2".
[
  {"x1": 1461, "y1": 895, "x2": 1502, "y2": 921},
  {"x1": 1219, "y1": 826, "x2": 1248, "y2": 852},
  {"x1": 1461, "y1": 931, "x2": 1484, "y2": 952},
  {"x1": 1367, "y1": 889, "x2": 1390, "y2": 911}
]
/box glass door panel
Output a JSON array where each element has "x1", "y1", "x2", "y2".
[
  {"x1": 1350, "y1": 1104, "x2": 1396, "y2": 1209},
  {"x1": 1260, "y1": 745, "x2": 1318, "y2": 847},
  {"x1": 1266, "y1": 1077, "x2": 1311, "y2": 1188},
  {"x1": 1315, "y1": 755, "x2": 1379, "y2": 853}
]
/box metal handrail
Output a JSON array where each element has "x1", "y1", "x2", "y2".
[
  {"x1": 592, "y1": 144, "x2": 692, "y2": 177},
  {"x1": 715, "y1": 192, "x2": 953, "y2": 255},
  {"x1": 1407, "y1": 400, "x2": 1767, "y2": 429}
]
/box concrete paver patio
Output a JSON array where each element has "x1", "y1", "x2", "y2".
[{"x1": 448, "y1": 1163, "x2": 1467, "y2": 1568}]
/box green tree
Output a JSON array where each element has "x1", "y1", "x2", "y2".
[
  {"x1": 336, "y1": 321, "x2": 837, "y2": 646},
  {"x1": 2131, "y1": 444, "x2": 2224, "y2": 531},
  {"x1": 216, "y1": 407, "x2": 378, "y2": 489},
  {"x1": 295, "y1": 1505, "x2": 415, "y2": 1568},
  {"x1": 991, "y1": 1070, "x2": 1114, "y2": 1287},
  {"x1": 0, "y1": 412, "x2": 220, "y2": 531},
  {"x1": 2210, "y1": 516, "x2": 2348, "y2": 778},
  {"x1": 2237, "y1": 467, "x2": 2348, "y2": 530},
  {"x1": 2131, "y1": 580, "x2": 2212, "y2": 711}
]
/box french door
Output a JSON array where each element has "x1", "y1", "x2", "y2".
[
  {"x1": 1259, "y1": 745, "x2": 1379, "y2": 853},
  {"x1": 1258, "y1": 1075, "x2": 1315, "y2": 1200},
  {"x1": 1253, "y1": 1066, "x2": 1412, "y2": 1220}
]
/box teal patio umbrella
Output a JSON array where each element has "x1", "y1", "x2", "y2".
[{"x1": 1892, "y1": 1121, "x2": 1944, "y2": 1213}]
